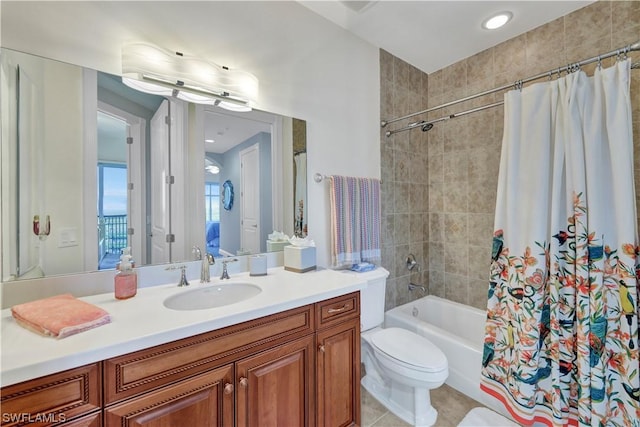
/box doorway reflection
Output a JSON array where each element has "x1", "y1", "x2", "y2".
[
  {"x1": 96, "y1": 111, "x2": 128, "y2": 269},
  {"x1": 204, "y1": 174, "x2": 221, "y2": 257}
]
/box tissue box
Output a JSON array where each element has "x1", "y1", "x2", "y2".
[
  {"x1": 267, "y1": 240, "x2": 290, "y2": 252},
  {"x1": 284, "y1": 246, "x2": 316, "y2": 273}
]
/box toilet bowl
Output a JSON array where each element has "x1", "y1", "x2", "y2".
[
  {"x1": 369, "y1": 327, "x2": 448, "y2": 387},
  {"x1": 361, "y1": 327, "x2": 448, "y2": 427},
  {"x1": 349, "y1": 267, "x2": 449, "y2": 427}
]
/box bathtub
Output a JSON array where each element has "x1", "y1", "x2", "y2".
[{"x1": 384, "y1": 295, "x2": 510, "y2": 419}]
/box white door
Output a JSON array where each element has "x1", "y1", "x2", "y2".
[
  {"x1": 150, "y1": 99, "x2": 170, "y2": 264},
  {"x1": 240, "y1": 144, "x2": 260, "y2": 254}
]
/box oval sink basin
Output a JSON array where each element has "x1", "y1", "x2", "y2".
[{"x1": 163, "y1": 282, "x2": 262, "y2": 311}]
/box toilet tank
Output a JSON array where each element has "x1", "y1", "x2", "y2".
[{"x1": 356, "y1": 267, "x2": 390, "y2": 331}]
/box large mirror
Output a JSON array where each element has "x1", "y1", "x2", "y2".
[{"x1": 0, "y1": 47, "x2": 307, "y2": 281}]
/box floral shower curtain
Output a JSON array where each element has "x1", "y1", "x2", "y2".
[{"x1": 481, "y1": 59, "x2": 639, "y2": 426}]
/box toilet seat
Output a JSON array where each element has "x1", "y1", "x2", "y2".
[{"x1": 370, "y1": 327, "x2": 447, "y2": 374}]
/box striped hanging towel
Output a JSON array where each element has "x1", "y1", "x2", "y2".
[{"x1": 329, "y1": 175, "x2": 381, "y2": 268}]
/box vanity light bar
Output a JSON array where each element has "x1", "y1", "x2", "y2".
[
  {"x1": 122, "y1": 42, "x2": 258, "y2": 111},
  {"x1": 130, "y1": 74, "x2": 253, "y2": 111}
]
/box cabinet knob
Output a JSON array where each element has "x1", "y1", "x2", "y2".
[
  {"x1": 318, "y1": 345, "x2": 325, "y2": 353},
  {"x1": 224, "y1": 383, "x2": 234, "y2": 395},
  {"x1": 239, "y1": 377, "x2": 248, "y2": 387}
]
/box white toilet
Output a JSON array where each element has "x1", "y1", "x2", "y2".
[{"x1": 357, "y1": 268, "x2": 448, "y2": 427}]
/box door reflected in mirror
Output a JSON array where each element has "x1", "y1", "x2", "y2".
[{"x1": 203, "y1": 108, "x2": 278, "y2": 257}]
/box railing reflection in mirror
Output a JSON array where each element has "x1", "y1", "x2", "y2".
[{"x1": 98, "y1": 215, "x2": 128, "y2": 269}]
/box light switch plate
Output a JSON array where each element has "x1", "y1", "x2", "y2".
[{"x1": 58, "y1": 227, "x2": 78, "y2": 248}]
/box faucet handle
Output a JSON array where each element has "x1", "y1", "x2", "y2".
[
  {"x1": 165, "y1": 265, "x2": 190, "y2": 287},
  {"x1": 220, "y1": 258, "x2": 238, "y2": 280},
  {"x1": 178, "y1": 266, "x2": 190, "y2": 287}
]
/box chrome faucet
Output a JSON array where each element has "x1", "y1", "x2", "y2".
[
  {"x1": 192, "y1": 245, "x2": 202, "y2": 261},
  {"x1": 220, "y1": 258, "x2": 238, "y2": 280},
  {"x1": 200, "y1": 253, "x2": 215, "y2": 283}
]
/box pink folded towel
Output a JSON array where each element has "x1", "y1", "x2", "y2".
[{"x1": 11, "y1": 294, "x2": 111, "y2": 339}]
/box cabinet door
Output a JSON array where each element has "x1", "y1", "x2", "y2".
[
  {"x1": 104, "y1": 364, "x2": 233, "y2": 427},
  {"x1": 236, "y1": 335, "x2": 314, "y2": 427},
  {"x1": 59, "y1": 412, "x2": 101, "y2": 427},
  {"x1": 1, "y1": 363, "x2": 101, "y2": 427},
  {"x1": 316, "y1": 318, "x2": 361, "y2": 427}
]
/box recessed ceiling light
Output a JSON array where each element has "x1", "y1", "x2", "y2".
[
  {"x1": 205, "y1": 139, "x2": 215, "y2": 143},
  {"x1": 482, "y1": 12, "x2": 512, "y2": 30},
  {"x1": 205, "y1": 165, "x2": 220, "y2": 174}
]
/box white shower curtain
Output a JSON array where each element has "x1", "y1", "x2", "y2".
[{"x1": 481, "y1": 59, "x2": 639, "y2": 426}]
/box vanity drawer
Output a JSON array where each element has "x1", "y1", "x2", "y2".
[
  {"x1": 104, "y1": 304, "x2": 314, "y2": 404},
  {"x1": 316, "y1": 291, "x2": 360, "y2": 329},
  {"x1": 0, "y1": 363, "x2": 101, "y2": 427}
]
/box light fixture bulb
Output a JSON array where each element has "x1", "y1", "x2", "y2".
[
  {"x1": 482, "y1": 12, "x2": 512, "y2": 30},
  {"x1": 176, "y1": 91, "x2": 217, "y2": 105},
  {"x1": 121, "y1": 77, "x2": 174, "y2": 96},
  {"x1": 206, "y1": 165, "x2": 220, "y2": 174},
  {"x1": 217, "y1": 101, "x2": 252, "y2": 112}
]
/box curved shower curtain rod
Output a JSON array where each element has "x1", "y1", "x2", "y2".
[{"x1": 382, "y1": 40, "x2": 640, "y2": 137}]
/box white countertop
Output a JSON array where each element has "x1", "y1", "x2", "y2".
[{"x1": 1, "y1": 267, "x2": 368, "y2": 387}]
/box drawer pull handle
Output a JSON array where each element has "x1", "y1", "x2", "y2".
[
  {"x1": 328, "y1": 304, "x2": 349, "y2": 314},
  {"x1": 224, "y1": 383, "x2": 234, "y2": 394},
  {"x1": 239, "y1": 377, "x2": 248, "y2": 387},
  {"x1": 319, "y1": 345, "x2": 325, "y2": 353}
]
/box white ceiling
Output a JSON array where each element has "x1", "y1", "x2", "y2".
[
  {"x1": 299, "y1": 0, "x2": 594, "y2": 73},
  {"x1": 204, "y1": 110, "x2": 271, "y2": 154}
]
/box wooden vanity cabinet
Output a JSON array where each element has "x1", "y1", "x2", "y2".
[
  {"x1": 315, "y1": 292, "x2": 361, "y2": 427},
  {"x1": 104, "y1": 364, "x2": 234, "y2": 427},
  {"x1": 0, "y1": 363, "x2": 101, "y2": 427},
  {"x1": 236, "y1": 335, "x2": 315, "y2": 427},
  {"x1": 103, "y1": 305, "x2": 314, "y2": 405},
  {"x1": 105, "y1": 336, "x2": 316, "y2": 427},
  {"x1": 1, "y1": 291, "x2": 361, "y2": 427},
  {"x1": 61, "y1": 413, "x2": 101, "y2": 427}
]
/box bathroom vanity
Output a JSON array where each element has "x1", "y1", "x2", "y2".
[{"x1": 0, "y1": 268, "x2": 365, "y2": 426}]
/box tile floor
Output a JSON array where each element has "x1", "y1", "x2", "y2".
[{"x1": 361, "y1": 384, "x2": 485, "y2": 427}]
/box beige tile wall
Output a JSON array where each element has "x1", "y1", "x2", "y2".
[
  {"x1": 380, "y1": 0, "x2": 640, "y2": 310},
  {"x1": 379, "y1": 50, "x2": 430, "y2": 310}
]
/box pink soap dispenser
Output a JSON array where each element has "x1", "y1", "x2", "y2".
[{"x1": 115, "y1": 248, "x2": 137, "y2": 299}]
